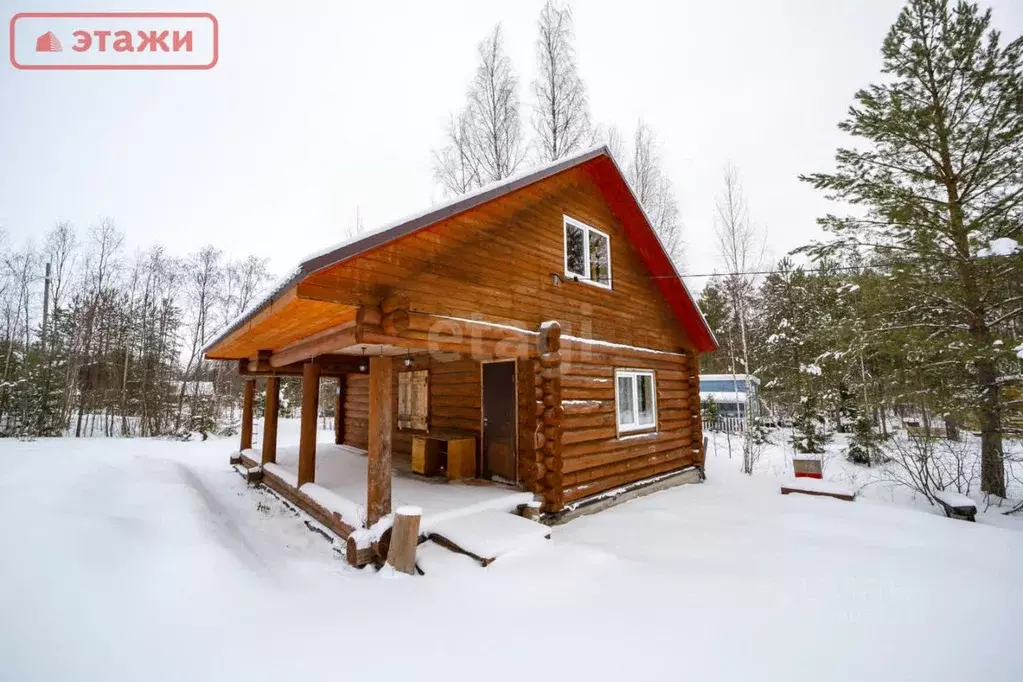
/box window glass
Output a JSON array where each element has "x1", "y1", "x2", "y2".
[
  {"x1": 564, "y1": 217, "x2": 611, "y2": 288},
  {"x1": 589, "y1": 230, "x2": 610, "y2": 286},
  {"x1": 565, "y1": 222, "x2": 586, "y2": 277},
  {"x1": 637, "y1": 374, "x2": 654, "y2": 425},
  {"x1": 617, "y1": 375, "x2": 634, "y2": 425},
  {"x1": 616, "y1": 370, "x2": 656, "y2": 433}
]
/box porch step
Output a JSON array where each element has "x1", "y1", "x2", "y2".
[{"x1": 424, "y1": 510, "x2": 551, "y2": 568}]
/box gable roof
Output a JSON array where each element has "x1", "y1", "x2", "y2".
[{"x1": 204, "y1": 145, "x2": 717, "y2": 355}]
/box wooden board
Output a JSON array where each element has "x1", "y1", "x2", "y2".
[
  {"x1": 780, "y1": 484, "x2": 855, "y2": 502},
  {"x1": 446, "y1": 437, "x2": 477, "y2": 480},
  {"x1": 411, "y1": 436, "x2": 442, "y2": 477}
]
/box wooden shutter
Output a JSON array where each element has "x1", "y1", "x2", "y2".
[{"x1": 398, "y1": 370, "x2": 429, "y2": 431}]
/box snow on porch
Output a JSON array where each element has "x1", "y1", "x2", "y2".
[{"x1": 267, "y1": 441, "x2": 532, "y2": 529}]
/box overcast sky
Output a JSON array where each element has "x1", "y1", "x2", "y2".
[{"x1": 2, "y1": 0, "x2": 1022, "y2": 287}]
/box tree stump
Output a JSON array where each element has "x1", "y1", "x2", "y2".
[{"x1": 386, "y1": 506, "x2": 422, "y2": 575}]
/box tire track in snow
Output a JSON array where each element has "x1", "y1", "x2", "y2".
[{"x1": 172, "y1": 462, "x2": 279, "y2": 582}]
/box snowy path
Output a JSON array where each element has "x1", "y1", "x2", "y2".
[{"x1": 1, "y1": 430, "x2": 1022, "y2": 681}]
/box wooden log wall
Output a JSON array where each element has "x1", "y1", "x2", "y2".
[
  {"x1": 556, "y1": 345, "x2": 696, "y2": 508},
  {"x1": 300, "y1": 165, "x2": 696, "y2": 354},
  {"x1": 343, "y1": 354, "x2": 483, "y2": 463},
  {"x1": 340, "y1": 339, "x2": 699, "y2": 511},
  {"x1": 530, "y1": 323, "x2": 564, "y2": 511},
  {"x1": 685, "y1": 350, "x2": 705, "y2": 468}
]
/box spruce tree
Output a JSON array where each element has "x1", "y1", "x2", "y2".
[{"x1": 802, "y1": 0, "x2": 1023, "y2": 496}]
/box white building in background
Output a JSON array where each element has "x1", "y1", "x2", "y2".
[{"x1": 699, "y1": 374, "x2": 761, "y2": 426}]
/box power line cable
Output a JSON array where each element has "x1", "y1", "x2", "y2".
[{"x1": 670, "y1": 260, "x2": 930, "y2": 279}]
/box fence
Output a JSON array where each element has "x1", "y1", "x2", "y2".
[{"x1": 706, "y1": 416, "x2": 746, "y2": 433}]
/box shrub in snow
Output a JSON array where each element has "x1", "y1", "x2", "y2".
[
  {"x1": 882, "y1": 432, "x2": 978, "y2": 503},
  {"x1": 846, "y1": 415, "x2": 882, "y2": 466},
  {"x1": 747, "y1": 418, "x2": 771, "y2": 446},
  {"x1": 701, "y1": 396, "x2": 720, "y2": 426},
  {"x1": 790, "y1": 395, "x2": 831, "y2": 454},
  {"x1": 217, "y1": 421, "x2": 240, "y2": 438},
  {"x1": 189, "y1": 413, "x2": 216, "y2": 441},
  {"x1": 168, "y1": 428, "x2": 194, "y2": 442}
]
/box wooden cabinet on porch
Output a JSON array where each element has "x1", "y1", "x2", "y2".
[{"x1": 411, "y1": 430, "x2": 477, "y2": 480}]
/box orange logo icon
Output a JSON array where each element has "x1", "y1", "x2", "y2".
[{"x1": 35, "y1": 31, "x2": 62, "y2": 52}]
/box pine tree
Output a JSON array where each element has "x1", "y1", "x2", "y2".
[
  {"x1": 697, "y1": 280, "x2": 734, "y2": 374},
  {"x1": 791, "y1": 392, "x2": 832, "y2": 454},
  {"x1": 801, "y1": 0, "x2": 1023, "y2": 496}
]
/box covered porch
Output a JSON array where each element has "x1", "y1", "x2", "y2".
[
  {"x1": 241, "y1": 440, "x2": 530, "y2": 523},
  {"x1": 232, "y1": 435, "x2": 533, "y2": 566},
  {"x1": 223, "y1": 308, "x2": 563, "y2": 567}
]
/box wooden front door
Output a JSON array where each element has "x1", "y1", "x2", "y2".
[{"x1": 482, "y1": 360, "x2": 517, "y2": 483}]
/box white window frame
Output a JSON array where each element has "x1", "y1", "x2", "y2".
[
  {"x1": 615, "y1": 369, "x2": 657, "y2": 435},
  {"x1": 563, "y1": 215, "x2": 612, "y2": 290}
]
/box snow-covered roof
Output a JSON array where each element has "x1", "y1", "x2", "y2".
[
  {"x1": 699, "y1": 391, "x2": 747, "y2": 404},
  {"x1": 204, "y1": 145, "x2": 718, "y2": 355},
  {"x1": 701, "y1": 374, "x2": 761, "y2": 385}
]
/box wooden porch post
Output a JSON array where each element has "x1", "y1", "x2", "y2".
[
  {"x1": 240, "y1": 378, "x2": 255, "y2": 452},
  {"x1": 334, "y1": 377, "x2": 345, "y2": 445},
  {"x1": 261, "y1": 376, "x2": 280, "y2": 465},
  {"x1": 298, "y1": 362, "x2": 321, "y2": 486},
  {"x1": 367, "y1": 356, "x2": 393, "y2": 526}
]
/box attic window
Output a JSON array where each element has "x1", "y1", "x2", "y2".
[{"x1": 564, "y1": 216, "x2": 611, "y2": 289}]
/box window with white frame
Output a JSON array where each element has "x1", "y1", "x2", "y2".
[
  {"x1": 564, "y1": 216, "x2": 611, "y2": 289},
  {"x1": 615, "y1": 369, "x2": 657, "y2": 433}
]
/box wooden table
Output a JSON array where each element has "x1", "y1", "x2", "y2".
[{"x1": 412, "y1": 430, "x2": 477, "y2": 480}]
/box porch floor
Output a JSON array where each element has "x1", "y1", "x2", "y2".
[{"x1": 266, "y1": 442, "x2": 523, "y2": 519}]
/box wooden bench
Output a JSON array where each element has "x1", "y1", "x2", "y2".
[
  {"x1": 932, "y1": 490, "x2": 977, "y2": 522},
  {"x1": 782, "y1": 457, "x2": 857, "y2": 500},
  {"x1": 412, "y1": 430, "x2": 476, "y2": 480},
  {"x1": 781, "y1": 479, "x2": 856, "y2": 502}
]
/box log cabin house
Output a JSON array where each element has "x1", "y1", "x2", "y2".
[{"x1": 203, "y1": 146, "x2": 717, "y2": 565}]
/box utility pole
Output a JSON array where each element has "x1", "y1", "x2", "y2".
[{"x1": 41, "y1": 262, "x2": 51, "y2": 353}]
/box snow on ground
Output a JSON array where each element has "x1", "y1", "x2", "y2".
[
  {"x1": 707, "y1": 428, "x2": 1023, "y2": 527},
  {"x1": 1, "y1": 421, "x2": 1022, "y2": 681}
]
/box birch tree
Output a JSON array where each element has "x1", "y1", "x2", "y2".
[
  {"x1": 433, "y1": 24, "x2": 525, "y2": 194},
  {"x1": 467, "y1": 24, "x2": 526, "y2": 183},
  {"x1": 1, "y1": 220, "x2": 270, "y2": 439},
  {"x1": 177, "y1": 245, "x2": 223, "y2": 433},
  {"x1": 628, "y1": 121, "x2": 684, "y2": 264},
  {"x1": 433, "y1": 111, "x2": 482, "y2": 195},
  {"x1": 532, "y1": 0, "x2": 591, "y2": 162},
  {"x1": 715, "y1": 164, "x2": 766, "y2": 474}
]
